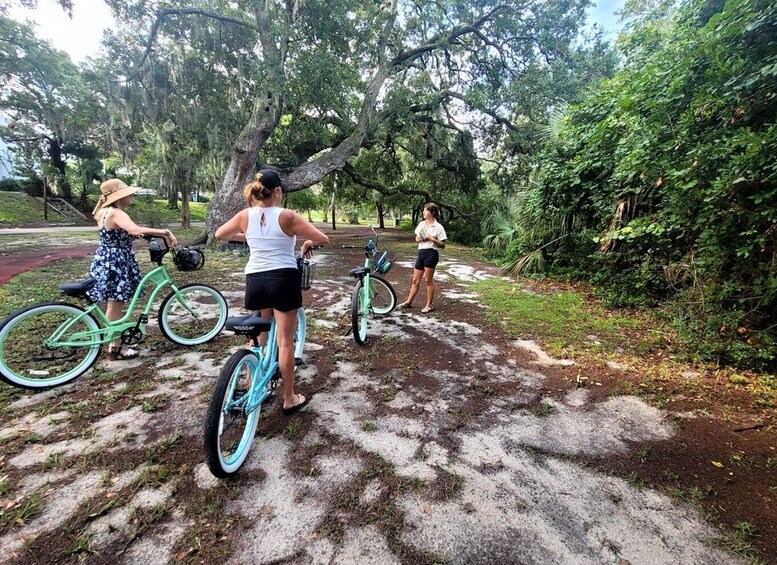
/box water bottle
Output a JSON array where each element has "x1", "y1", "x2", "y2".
[{"x1": 299, "y1": 258, "x2": 312, "y2": 290}]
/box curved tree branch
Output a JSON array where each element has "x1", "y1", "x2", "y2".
[{"x1": 141, "y1": 8, "x2": 257, "y2": 65}]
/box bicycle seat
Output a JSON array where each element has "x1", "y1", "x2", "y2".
[
  {"x1": 59, "y1": 278, "x2": 96, "y2": 298},
  {"x1": 349, "y1": 267, "x2": 369, "y2": 278},
  {"x1": 225, "y1": 314, "x2": 273, "y2": 335}
]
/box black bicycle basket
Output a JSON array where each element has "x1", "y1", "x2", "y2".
[
  {"x1": 373, "y1": 250, "x2": 393, "y2": 275},
  {"x1": 173, "y1": 247, "x2": 205, "y2": 271}
]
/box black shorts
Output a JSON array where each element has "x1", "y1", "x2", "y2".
[
  {"x1": 414, "y1": 248, "x2": 440, "y2": 270},
  {"x1": 245, "y1": 268, "x2": 302, "y2": 312}
]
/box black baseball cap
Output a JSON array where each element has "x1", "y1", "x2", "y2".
[{"x1": 255, "y1": 169, "x2": 286, "y2": 189}]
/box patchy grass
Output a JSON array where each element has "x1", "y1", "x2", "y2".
[{"x1": 470, "y1": 277, "x2": 651, "y2": 358}]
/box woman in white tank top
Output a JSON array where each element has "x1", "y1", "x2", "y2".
[{"x1": 215, "y1": 170, "x2": 329, "y2": 413}]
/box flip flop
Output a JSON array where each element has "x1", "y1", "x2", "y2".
[
  {"x1": 421, "y1": 306, "x2": 435, "y2": 313},
  {"x1": 107, "y1": 346, "x2": 139, "y2": 361},
  {"x1": 282, "y1": 395, "x2": 310, "y2": 415}
]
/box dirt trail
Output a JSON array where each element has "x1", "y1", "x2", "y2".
[
  {"x1": 0, "y1": 246, "x2": 96, "y2": 285},
  {"x1": 0, "y1": 233, "x2": 759, "y2": 564}
]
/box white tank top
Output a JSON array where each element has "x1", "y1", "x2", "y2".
[{"x1": 244, "y1": 206, "x2": 297, "y2": 274}]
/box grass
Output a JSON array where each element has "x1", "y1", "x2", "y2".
[
  {"x1": 0, "y1": 192, "x2": 55, "y2": 224},
  {"x1": 470, "y1": 277, "x2": 650, "y2": 358},
  {"x1": 0, "y1": 191, "x2": 207, "y2": 226}
]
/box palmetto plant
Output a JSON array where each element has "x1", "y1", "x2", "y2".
[{"x1": 482, "y1": 171, "x2": 572, "y2": 276}]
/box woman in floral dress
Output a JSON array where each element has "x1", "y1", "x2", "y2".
[{"x1": 88, "y1": 179, "x2": 177, "y2": 360}]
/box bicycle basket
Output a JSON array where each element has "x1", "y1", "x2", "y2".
[
  {"x1": 297, "y1": 256, "x2": 313, "y2": 290},
  {"x1": 173, "y1": 247, "x2": 205, "y2": 271},
  {"x1": 373, "y1": 251, "x2": 393, "y2": 275},
  {"x1": 149, "y1": 240, "x2": 167, "y2": 265}
]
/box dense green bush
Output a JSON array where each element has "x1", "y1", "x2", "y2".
[
  {"x1": 0, "y1": 179, "x2": 21, "y2": 192},
  {"x1": 523, "y1": 0, "x2": 777, "y2": 369}
]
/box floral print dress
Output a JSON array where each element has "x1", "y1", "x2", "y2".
[{"x1": 87, "y1": 209, "x2": 141, "y2": 303}]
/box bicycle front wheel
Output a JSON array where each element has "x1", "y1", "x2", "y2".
[
  {"x1": 204, "y1": 349, "x2": 261, "y2": 478},
  {"x1": 294, "y1": 307, "x2": 307, "y2": 362},
  {"x1": 0, "y1": 302, "x2": 101, "y2": 389},
  {"x1": 158, "y1": 284, "x2": 228, "y2": 346},
  {"x1": 369, "y1": 274, "x2": 397, "y2": 316},
  {"x1": 351, "y1": 280, "x2": 368, "y2": 346}
]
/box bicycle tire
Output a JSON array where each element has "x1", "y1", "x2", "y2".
[
  {"x1": 0, "y1": 302, "x2": 101, "y2": 389},
  {"x1": 203, "y1": 349, "x2": 261, "y2": 477},
  {"x1": 294, "y1": 307, "x2": 307, "y2": 361},
  {"x1": 158, "y1": 284, "x2": 228, "y2": 346},
  {"x1": 351, "y1": 280, "x2": 368, "y2": 346},
  {"x1": 369, "y1": 274, "x2": 397, "y2": 316}
]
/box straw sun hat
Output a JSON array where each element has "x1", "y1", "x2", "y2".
[{"x1": 92, "y1": 179, "x2": 142, "y2": 215}]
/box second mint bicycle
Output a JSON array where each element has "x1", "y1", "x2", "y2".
[
  {"x1": 0, "y1": 237, "x2": 228, "y2": 389},
  {"x1": 344, "y1": 227, "x2": 397, "y2": 345}
]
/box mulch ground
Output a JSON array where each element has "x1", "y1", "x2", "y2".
[{"x1": 0, "y1": 229, "x2": 774, "y2": 562}]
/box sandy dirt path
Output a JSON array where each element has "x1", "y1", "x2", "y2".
[{"x1": 0, "y1": 241, "x2": 747, "y2": 564}]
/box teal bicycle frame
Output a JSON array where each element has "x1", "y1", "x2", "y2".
[
  {"x1": 204, "y1": 308, "x2": 307, "y2": 477},
  {"x1": 47, "y1": 265, "x2": 196, "y2": 348}
]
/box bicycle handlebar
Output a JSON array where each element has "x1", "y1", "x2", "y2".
[{"x1": 141, "y1": 234, "x2": 170, "y2": 249}]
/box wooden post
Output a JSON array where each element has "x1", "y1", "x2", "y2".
[
  {"x1": 330, "y1": 173, "x2": 337, "y2": 231},
  {"x1": 43, "y1": 177, "x2": 48, "y2": 221}
]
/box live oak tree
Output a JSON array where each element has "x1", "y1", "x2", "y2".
[
  {"x1": 105, "y1": 0, "x2": 597, "y2": 238},
  {"x1": 0, "y1": 13, "x2": 102, "y2": 201}
]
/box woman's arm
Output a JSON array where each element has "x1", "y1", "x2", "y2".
[
  {"x1": 279, "y1": 210, "x2": 329, "y2": 255},
  {"x1": 215, "y1": 210, "x2": 248, "y2": 241},
  {"x1": 428, "y1": 236, "x2": 446, "y2": 249},
  {"x1": 111, "y1": 209, "x2": 178, "y2": 246}
]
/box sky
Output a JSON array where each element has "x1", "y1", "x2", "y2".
[
  {"x1": 8, "y1": 0, "x2": 116, "y2": 63},
  {"x1": 8, "y1": 0, "x2": 626, "y2": 64}
]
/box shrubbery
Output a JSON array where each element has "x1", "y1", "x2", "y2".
[{"x1": 487, "y1": 0, "x2": 777, "y2": 369}]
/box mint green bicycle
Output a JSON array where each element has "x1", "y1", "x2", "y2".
[{"x1": 0, "y1": 237, "x2": 228, "y2": 389}]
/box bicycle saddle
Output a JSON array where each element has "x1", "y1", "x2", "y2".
[
  {"x1": 225, "y1": 314, "x2": 273, "y2": 335},
  {"x1": 59, "y1": 278, "x2": 96, "y2": 298},
  {"x1": 349, "y1": 267, "x2": 369, "y2": 278}
]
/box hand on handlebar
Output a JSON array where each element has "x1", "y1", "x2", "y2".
[{"x1": 301, "y1": 240, "x2": 322, "y2": 259}]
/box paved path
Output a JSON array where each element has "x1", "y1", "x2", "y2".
[{"x1": 0, "y1": 245, "x2": 96, "y2": 286}]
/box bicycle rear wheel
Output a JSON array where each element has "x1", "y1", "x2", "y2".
[
  {"x1": 351, "y1": 280, "x2": 368, "y2": 346},
  {"x1": 203, "y1": 349, "x2": 261, "y2": 477},
  {"x1": 369, "y1": 274, "x2": 397, "y2": 316},
  {"x1": 0, "y1": 302, "x2": 101, "y2": 389},
  {"x1": 158, "y1": 284, "x2": 228, "y2": 346}
]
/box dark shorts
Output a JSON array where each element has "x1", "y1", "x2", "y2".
[
  {"x1": 414, "y1": 248, "x2": 440, "y2": 270},
  {"x1": 245, "y1": 268, "x2": 302, "y2": 312}
]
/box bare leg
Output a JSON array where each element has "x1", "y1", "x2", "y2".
[
  {"x1": 423, "y1": 267, "x2": 436, "y2": 309},
  {"x1": 401, "y1": 269, "x2": 424, "y2": 306},
  {"x1": 274, "y1": 308, "x2": 304, "y2": 409},
  {"x1": 106, "y1": 300, "x2": 123, "y2": 348},
  {"x1": 253, "y1": 308, "x2": 272, "y2": 348}
]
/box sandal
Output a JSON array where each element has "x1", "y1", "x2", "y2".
[
  {"x1": 421, "y1": 306, "x2": 435, "y2": 313},
  {"x1": 398, "y1": 301, "x2": 413, "y2": 309},
  {"x1": 107, "y1": 346, "x2": 139, "y2": 361}
]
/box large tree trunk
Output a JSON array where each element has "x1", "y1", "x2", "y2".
[
  {"x1": 377, "y1": 202, "x2": 385, "y2": 229},
  {"x1": 204, "y1": 1, "x2": 396, "y2": 240}
]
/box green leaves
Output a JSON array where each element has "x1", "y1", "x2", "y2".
[{"x1": 531, "y1": 0, "x2": 777, "y2": 369}]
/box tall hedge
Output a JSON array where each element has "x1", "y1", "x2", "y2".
[{"x1": 537, "y1": 0, "x2": 777, "y2": 368}]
